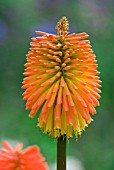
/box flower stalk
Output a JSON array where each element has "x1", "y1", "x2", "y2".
[{"x1": 57, "y1": 136, "x2": 66, "y2": 170}]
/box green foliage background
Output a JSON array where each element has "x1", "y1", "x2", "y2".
[{"x1": 0, "y1": 0, "x2": 114, "y2": 169}]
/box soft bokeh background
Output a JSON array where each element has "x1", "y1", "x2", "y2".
[{"x1": 0, "y1": 0, "x2": 114, "y2": 169}]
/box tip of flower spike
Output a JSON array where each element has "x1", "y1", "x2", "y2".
[{"x1": 56, "y1": 16, "x2": 69, "y2": 35}]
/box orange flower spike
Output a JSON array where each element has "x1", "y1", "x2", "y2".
[
  {"x1": 22, "y1": 16, "x2": 101, "y2": 139},
  {"x1": 0, "y1": 141, "x2": 48, "y2": 170}
]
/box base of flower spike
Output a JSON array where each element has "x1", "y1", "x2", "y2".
[{"x1": 38, "y1": 112, "x2": 92, "y2": 139}]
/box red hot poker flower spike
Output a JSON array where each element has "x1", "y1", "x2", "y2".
[
  {"x1": 22, "y1": 16, "x2": 101, "y2": 139},
  {"x1": 0, "y1": 141, "x2": 48, "y2": 170}
]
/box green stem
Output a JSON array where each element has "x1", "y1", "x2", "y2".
[{"x1": 57, "y1": 136, "x2": 66, "y2": 170}]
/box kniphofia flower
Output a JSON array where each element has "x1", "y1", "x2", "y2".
[
  {"x1": 0, "y1": 141, "x2": 48, "y2": 170},
  {"x1": 22, "y1": 17, "x2": 101, "y2": 139}
]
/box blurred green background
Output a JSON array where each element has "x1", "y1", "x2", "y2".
[{"x1": 0, "y1": 0, "x2": 114, "y2": 169}]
